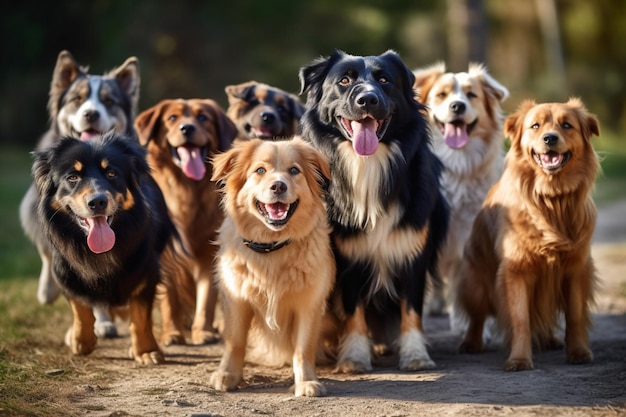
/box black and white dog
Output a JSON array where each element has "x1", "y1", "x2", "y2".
[
  {"x1": 19, "y1": 50, "x2": 140, "y2": 338},
  {"x1": 299, "y1": 50, "x2": 449, "y2": 372}
]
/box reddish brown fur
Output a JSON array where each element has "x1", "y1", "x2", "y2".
[
  {"x1": 456, "y1": 98, "x2": 600, "y2": 371},
  {"x1": 134, "y1": 98, "x2": 238, "y2": 345}
]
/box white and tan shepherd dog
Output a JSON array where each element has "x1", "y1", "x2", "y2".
[{"x1": 413, "y1": 62, "x2": 509, "y2": 333}]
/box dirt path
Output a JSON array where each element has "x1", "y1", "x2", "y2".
[{"x1": 66, "y1": 201, "x2": 626, "y2": 417}]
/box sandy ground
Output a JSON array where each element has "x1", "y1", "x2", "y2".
[{"x1": 57, "y1": 200, "x2": 626, "y2": 417}]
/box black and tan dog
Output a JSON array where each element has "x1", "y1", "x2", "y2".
[
  {"x1": 299, "y1": 50, "x2": 449, "y2": 373},
  {"x1": 31, "y1": 134, "x2": 172, "y2": 364},
  {"x1": 225, "y1": 80, "x2": 305, "y2": 141},
  {"x1": 20, "y1": 50, "x2": 140, "y2": 338}
]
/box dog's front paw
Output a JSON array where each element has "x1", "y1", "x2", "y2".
[
  {"x1": 129, "y1": 347, "x2": 165, "y2": 365},
  {"x1": 210, "y1": 369, "x2": 242, "y2": 391},
  {"x1": 334, "y1": 358, "x2": 372, "y2": 374},
  {"x1": 399, "y1": 357, "x2": 436, "y2": 371},
  {"x1": 191, "y1": 328, "x2": 221, "y2": 345},
  {"x1": 293, "y1": 380, "x2": 326, "y2": 397},
  {"x1": 65, "y1": 327, "x2": 97, "y2": 355},
  {"x1": 94, "y1": 320, "x2": 118, "y2": 339},
  {"x1": 162, "y1": 331, "x2": 186, "y2": 346},
  {"x1": 567, "y1": 347, "x2": 593, "y2": 364},
  {"x1": 503, "y1": 357, "x2": 533, "y2": 371}
]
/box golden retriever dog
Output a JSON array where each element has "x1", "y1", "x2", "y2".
[
  {"x1": 209, "y1": 138, "x2": 334, "y2": 397},
  {"x1": 456, "y1": 98, "x2": 600, "y2": 371},
  {"x1": 134, "y1": 98, "x2": 238, "y2": 345},
  {"x1": 413, "y1": 62, "x2": 509, "y2": 332},
  {"x1": 225, "y1": 80, "x2": 305, "y2": 141}
]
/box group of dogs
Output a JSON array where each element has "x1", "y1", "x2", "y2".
[{"x1": 19, "y1": 49, "x2": 601, "y2": 396}]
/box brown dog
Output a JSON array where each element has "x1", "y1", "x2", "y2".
[
  {"x1": 134, "y1": 98, "x2": 238, "y2": 345},
  {"x1": 225, "y1": 80, "x2": 305, "y2": 141},
  {"x1": 456, "y1": 98, "x2": 600, "y2": 371},
  {"x1": 209, "y1": 138, "x2": 334, "y2": 397}
]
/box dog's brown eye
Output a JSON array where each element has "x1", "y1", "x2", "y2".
[
  {"x1": 562, "y1": 122, "x2": 572, "y2": 129},
  {"x1": 437, "y1": 92, "x2": 447, "y2": 99},
  {"x1": 467, "y1": 91, "x2": 477, "y2": 99},
  {"x1": 67, "y1": 174, "x2": 79, "y2": 183},
  {"x1": 106, "y1": 170, "x2": 117, "y2": 178},
  {"x1": 103, "y1": 98, "x2": 115, "y2": 107},
  {"x1": 168, "y1": 115, "x2": 177, "y2": 122},
  {"x1": 339, "y1": 77, "x2": 351, "y2": 85},
  {"x1": 256, "y1": 167, "x2": 266, "y2": 175},
  {"x1": 197, "y1": 114, "x2": 208, "y2": 122},
  {"x1": 531, "y1": 123, "x2": 540, "y2": 129},
  {"x1": 289, "y1": 167, "x2": 300, "y2": 175}
]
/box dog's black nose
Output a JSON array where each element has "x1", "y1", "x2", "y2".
[
  {"x1": 87, "y1": 193, "x2": 108, "y2": 214},
  {"x1": 356, "y1": 92, "x2": 379, "y2": 109},
  {"x1": 84, "y1": 109, "x2": 100, "y2": 123},
  {"x1": 270, "y1": 181, "x2": 287, "y2": 195},
  {"x1": 180, "y1": 124, "x2": 196, "y2": 137},
  {"x1": 450, "y1": 101, "x2": 466, "y2": 114},
  {"x1": 261, "y1": 112, "x2": 276, "y2": 124},
  {"x1": 543, "y1": 133, "x2": 559, "y2": 146}
]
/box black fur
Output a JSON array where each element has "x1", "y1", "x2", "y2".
[
  {"x1": 299, "y1": 50, "x2": 449, "y2": 369},
  {"x1": 32, "y1": 134, "x2": 172, "y2": 308}
]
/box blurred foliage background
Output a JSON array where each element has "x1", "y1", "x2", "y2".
[{"x1": 1, "y1": 0, "x2": 625, "y2": 148}]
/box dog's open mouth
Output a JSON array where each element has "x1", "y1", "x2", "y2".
[
  {"x1": 172, "y1": 144, "x2": 207, "y2": 181},
  {"x1": 435, "y1": 118, "x2": 478, "y2": 149},
  {"x1": 79, "y1": 129, "x2": 102, "y2": 141},
  {"x1": 247, "y1": 124, "x2": 277, "y2": 139},
  {"x1": 77, "y1": 215, "x2": 115, "y2": 254},
  {"x1": 337, "y1": 116, "x2": 391, "y2": 156},
  {"x1": 532, "y1": 150, "x2": 572, "y2": 172},
  {"x1": 256, "y1": 200, "x2": 298, "y2": 227}
]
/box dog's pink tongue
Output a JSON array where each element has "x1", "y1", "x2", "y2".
[
  {"x1": 86, "y1": 216, "x2": 115, "y2": 254},
  {"x1": 351, "y1": 119, "x2": 379, "y2": 156},
  {"x1": 80, "y1": 130, "x2": 100, "y2": 141},
  {"x1": 177, "y1": 146, "x2": 206, "y2": 181},
  {"x1": 540, "y1": 152, "x2": 563, "y2": 168},
  {"x1": 443, "y1": 123, "x2": 469, "y2": 149},
  {"x1": 266, "y1": 203, "x2": 289, "y2": 220}
]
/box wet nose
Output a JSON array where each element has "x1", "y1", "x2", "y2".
[
  {"x1": 87, "y1": 193, "x2": 108, "y2": 214},
  {"x1": 270, "y1": 180, "x2": 287, "y2": 195},
  {"x1": 543, "y1": 133, "x2": 559, "y2": 146},
  {"x1": 180, "y1": 124, "x2": 196, "y2": 137},
  {"x1": 261, "y1": 112, "x2": 276, "y2": 124},
  {"x1": 356, "y1": 91, "x2": 379, "y2": 109},
  {"x1": 450, "y1": 101, "x2": 466, "y2": 115},
  {"x1": 84, "y1": 109, "x2": 100, "y2": 123}
]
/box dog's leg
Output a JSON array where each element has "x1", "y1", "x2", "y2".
[
  {"x1": 128, "y1": 295, "x2": 164, "y2": 365},
  {"x1": 158, "y1": 282, "x2": 186, "y2": 346},
  {"x1": 35, "y1": 245, "x2": 60, "y2": 305},
  {"x1": 65, "y1": 298, "x2": 97, "y2": 355},
  {"x1": 210, "y1": 297, "x2": 253, "y2": 391},
  {"x1": 93, "y1": 306, "x2": 118, "y2": 338},
  {"x1": 292, "y1": 307, "x2": 326, "y2": 397},
  {"x1": 501, "y1": 271, "x2": 533, "y2": 371},
  {"x1": 563, "y1": 260, "x2": 594, "y2": 364},
  {"x1": 191, "y1": 275, "x2": 220, "y2": 345},
  {"x1": 398, "y1": 298, "x2": 436, "y2": 371},
  {"x1": 335, "y1": 304, "x2": 372, "y2": 373}
]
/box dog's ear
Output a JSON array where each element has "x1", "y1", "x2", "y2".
[
  {"x1": 307, "y1": 142, "x2": 331, "y2": 188},
  {"x1": 567, "y1": 97, "x2": 600, "y2": 140},
  {"x1": 225, "y1": 81, "x2": 257, "y2": 105},
  {"x1": 504, "y1": 99, "x2": 536, "y2": 149},
  {"x1": 134, "y1": 102, "x2": 169, "y2": 146},
  {"x1": 469, "y1": 63, "x2": 509, "y2": 103},
  {"x1": 412, "y1": 62, "x2": 446, "y2": 104},
  {"x1": 111, "y1": 56, "x2": 141, "y2": 118},
  {"x1": 31, "y1": 149, "x2": 53, "y2": 198},
  {"x1": 210, "y1": 145, "x2": 241, "y2": 183},
  {"x1": 208, "y1": 100, "x2": 239, "y2": 152},
  {"x1": 49, "y1": 50, "x2": 85, "y2": 118},
  {"x1": 299, "y1": 50, "x2": 346, "y2": 99}
]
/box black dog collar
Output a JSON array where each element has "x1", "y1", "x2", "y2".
[{"x1": 242, "y1": 238, "x2": 291, "y2": 253}]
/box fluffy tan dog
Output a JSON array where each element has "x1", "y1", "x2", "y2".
[
  {"x1": 456, "y1": 98, "x2": 600, "y2": 371},
  {"x1": 209, "y1": 138, "x2": 334, "y2": 396}
]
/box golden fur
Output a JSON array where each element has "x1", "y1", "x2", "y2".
[
  {"x1": 456, "y1": 98, "x2": 600, "y2": 371},
  {"x1": 134, "y1": 98, "x2": 238, "y2": 345},
  {"x1": 413, "y1": 62, "x2": 509, "y2": 331},
  {"x1": 209, "y1": 138, "x2": 335, "y2": 397}
]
